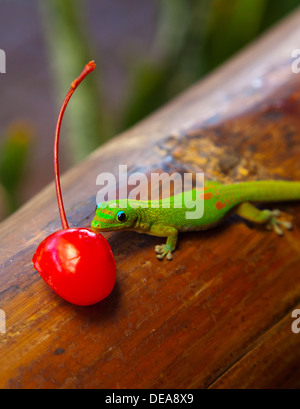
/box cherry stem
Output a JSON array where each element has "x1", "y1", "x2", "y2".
[{"x1": 54, "y1": 61, "x2": 96, "y2": 230}]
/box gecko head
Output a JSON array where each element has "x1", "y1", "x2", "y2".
[{"x1": 91, "y1": 200, "x2": 138, "y2": 232}]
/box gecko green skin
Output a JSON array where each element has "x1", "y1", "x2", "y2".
[{"x1": 91, "y1": 180, "x2": 300, "y2": 260}]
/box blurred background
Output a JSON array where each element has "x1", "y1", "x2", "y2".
[{"x1": 0, "y1": 0, "x2": 300, "y2": 222}]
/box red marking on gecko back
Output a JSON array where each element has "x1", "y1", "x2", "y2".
[
  {"x1": 199, "y1": 192, "x2": 213, "y2": 200},
  {"x1": 216, "y1": 201, "x2": 226, "y2": 210}
]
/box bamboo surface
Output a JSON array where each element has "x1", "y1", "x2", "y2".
[{"x1": 0, "y1": 9, "x2": 300, "y2": 389}]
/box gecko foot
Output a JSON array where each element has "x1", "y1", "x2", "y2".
[
  {"x1": 266, "y1": 209, "x2": 293, "y2": 236},
  {"x1": 155, "y1": 244, "x2": 173, "y2": 261}
]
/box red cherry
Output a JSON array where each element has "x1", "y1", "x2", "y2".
[
  {"x1": 32, "y1": 62, "x2": 116, "y2": 306},
  {"x1": 33, "y1": 229, "x2": 116, "y2": 306}
]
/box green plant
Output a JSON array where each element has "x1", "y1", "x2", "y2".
[{"x1": 0, "y1": 123, "x2": 32, "y2": 218}]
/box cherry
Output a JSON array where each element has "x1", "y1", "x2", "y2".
[{"x1": 32, "y1": 62, "x2": 116, "y2": 306}]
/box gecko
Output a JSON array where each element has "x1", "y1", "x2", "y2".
[{"x1": 91, "y1": 180, "x2": 300, "y2": 260}]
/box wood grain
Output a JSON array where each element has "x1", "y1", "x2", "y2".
[{"x1": 1, "y1": 9, "x2": 300, "y2": 389}]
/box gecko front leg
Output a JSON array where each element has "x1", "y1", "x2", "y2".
[{"x1": 150, "y1": 226, "x2": 178, "y2": 260}]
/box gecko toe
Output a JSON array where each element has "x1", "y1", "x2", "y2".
[
  {"x1": 272, "y1": 221, "x2": 284, "y2": 236},
  {"x1": 166, "y1": 253, "x2": 173, "y2": 260},
  {"x1": 278, "y1": 220, "x2": 293, "y2": 230},
  {"x1": 272, "y1": 209, "x2": 281, "y2": 217},
  {"x1": 156, "y1": 253, "x2": 165, "y2": 260},
  {"x1": 155, "y1": 245, "x2": 164, "y2": 254}
]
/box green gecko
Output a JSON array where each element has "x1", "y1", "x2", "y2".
[{"x1": 91, "y1": 180, "x2": 300, "y2": 260}]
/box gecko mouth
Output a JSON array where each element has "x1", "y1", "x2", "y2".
[
  {"x1": 91, "y1": 219, "x2": 105, "y2": 230},
  {"x1": 91, "y1": 219, "x2": 118, "y2": 232}
]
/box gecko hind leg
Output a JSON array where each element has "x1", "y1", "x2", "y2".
[{"x1": 234, "y1": 202, "x2": 293, "y2": 236}]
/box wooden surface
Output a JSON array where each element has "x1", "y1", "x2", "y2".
[{"x1": 1, "y1": 10, "x2": 300, "y2": 389}]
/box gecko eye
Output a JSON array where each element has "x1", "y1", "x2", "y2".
[{"x1": 117, "y1": 211, "x2": 127, "y2": 223}]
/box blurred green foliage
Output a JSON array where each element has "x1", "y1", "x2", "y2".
[
  {"x1": 40, "y1": 0, "x2": 300, "y2": 157},
  {"x1": 39, "y1": 0, "x2": 111, "y2": 162},
  {"x1": 123, "y1": 0, "x2": 300, "y2": 128},
  {"x1": 0, "y1": 124, "x2": 32, "y2": 218}
]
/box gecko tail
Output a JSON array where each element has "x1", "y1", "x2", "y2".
[{"x1": 235, "y1": 181, "x2": 300, "y2": 203}]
